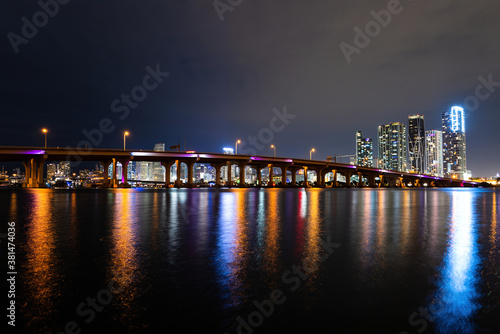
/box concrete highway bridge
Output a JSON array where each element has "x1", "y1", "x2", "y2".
[{"x1": 0, "y1": 146, "x2": 477, "y2": 188}]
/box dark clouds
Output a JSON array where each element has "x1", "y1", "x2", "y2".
[{"x1": 1, "y1": 0, "x2": 499, "y2": 176}]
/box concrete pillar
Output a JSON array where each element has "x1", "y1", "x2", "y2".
[
  {"x1": 214, "y1": 163, "x2": 223, "y2": 187},
  {"x1": 238, "y1": 163, "x2": 247, "y2": 187},
  {"x1": 111, "y1": 158, "x2": 118, "y2": 188},
  {"x1": 281, "y1": 166, "x2": 287, "y2": 186},
  {"x1": 291, "y1": 168, "x2": 296, "y2": 186},
  {"x1": 37, "y1": 158, "x2": 46, "y2": 186},
  {"x1": 161, "y1": 161, "x2": 175, "y2": 187},
  {"x1": 268, "y1": 164, "x2": 274, "y2": 187},
  {"x1": 357, "y1": 172, "x2": 364, "y2": 188},
  {"x1": 22, "y1": 160, "x2": 31, "y2": 187},
  {"x1": 398, "y1": 177, "x2": 405, "y2": 188},
  {"x1": 344, "y1": 171, "x2": 352, "y2": 188},
  {"x1": 119, "y1": 159, "x2": 130, "y2": 187},
  {"x1": 303, "y1": 166, "x2": 309, "y2": 187},
  {"x1": 227, "y1": 161, "x2": 232, "y2": 187},
  {"x1": 29, "y1": 158, "x2": 36, "y2": 187},
  {"x1": 175, "y1": 160, "x2": 181, "y2": 187},
  {"x1": 378, "y1": 175, "x2": 384, "y2": 188},
  {"x1": 187, "y1": 161, "x2": 195, "y2": 187},
  {"x1": 368, "y1": 174, "x2": 376, "y2": 187},
  {"x1": 331, "y1": 169, "x2": 338, "y2": 188},
  {"x1": 100, "y1": 160, "x2": 112, "y2": 188},
  {"x1": 257, "y1": 167, "x2": 262, "y2": 186}
]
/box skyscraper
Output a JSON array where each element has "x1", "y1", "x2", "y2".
[
  {"x1": 442, "y1": 106, "x2": 467, "y2": 179},
  {"x1": 153, "y1": 143, "x2": 166, "y2": 182},
  {"x1": 425, "y1": 130, "x2": 443, "y2": 177},
  {"x1": 378, "y1": 122, "x2": 407, "y2": 172},
  {"x1": 355, "y1": 131, "x2": 373, "y2": 167},
  {"x1": 408, "y1": 114, "x2": 425, "y2": 173}
]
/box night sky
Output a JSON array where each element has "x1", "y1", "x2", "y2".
[{"x1": 1, "y1": 0, "x2": 499, "y2": 176}]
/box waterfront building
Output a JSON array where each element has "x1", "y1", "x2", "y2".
[
  {"x1": 442, "y1": 106, "x2": 467, "y2": 179},
  {"x1": 408, "y1": 114, "x2": 426, "y2": 173},
  {"x1": 355, "y1": 131, "x2": 374, "y2": 167},
  {"x1": 425, "y1": 130, "x2": 443, "y2": 177},
  {"x1": 378, "y1": 122, "x2": 407, "y2": 172}
]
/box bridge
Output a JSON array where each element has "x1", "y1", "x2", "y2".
[{"x1": 0, "y1": 146, "x2": 476, "y2": 188}]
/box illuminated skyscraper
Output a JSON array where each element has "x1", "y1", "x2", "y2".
[
  {"x1": 425, "y1": 130, "x2": 443, "y2": 177},
  {"x1": 355, "y1": 131, "x2": 373, "y2": 167},
  {"x1": 47, "y1": 163, "x2": 56, "y2": 179},
  {"x1": 378, "y1": 122, "x2": 407, "y2": 172},
  {"x1": 442, "y1": 106, "x2": 467, "y2": 179},
  {"x1": 408, "y1": 114, "x2": 425, "y2": 173},
  {"x1": 153, "y1": 143, "x2": 165, "y2": 182}
]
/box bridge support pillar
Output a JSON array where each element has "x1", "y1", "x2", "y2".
[
  {"x1": 378, "y1": 175, "x2": 384, "y2": 187},
  {"x1": 174, "y1": 160, "x2": 182, "y2": 187},
  {"x1": 99, "y1": 160, "x2": 112, "y2": 188},
  {"x1": 317, "y1": 168, "x2": 327, "y2": 187},
  {"x1": 344, "y1": 171, "x2": 353, "y2": 188},
  {"x1": 111, "y1": 158, "x2": 119, "y2": 188},
  {"x1": 291, "y1": 168, "x2": 297, "y2": 186},
  {"x1": 213, "y1": 163, "x2": 223, "y2": 187},
  {"x1": 280, "y1": 165, "x2": 288, "y2": 186},
  {"x1": 303, "y1": 166, "x2": 309, "y2": 187},
  {"x1": 256, "y1": 167, "x2": 262, "y2": 186},
  {"x1": 119, "y1": 159, "x2": 131, "y2": 187},
  {"x1": 238, "y1": 163, "x2": 247, "y2": 187},
  {"x1": 226, "y1": 161, "x2": 232, "y2": 187},
  {"x1": 414, "y1": 179, "x2": 421, "y2": 188},
  {"x1": 330, "y1": 169, "x2": 338, "y2": 188},
  {"x1": 368, "y1": 174, "x2": 376, "y2": 187},
  {"x1": 22, "y1": 160, "x2": 31, "y2": 187},
  {"x1": 357, "y1": 172, "x2": 364, "y2": 188},
  {"x1": 268, "y1": 164, "x2": 274, "y2": 187},
  {"x1": 398, "y1": 177, "x2": 405, "y2": 188},
  {"x1": 161, "y1": 161, "x2": 175, "y2": 188},
  {"x1": 187, "y1": 161, "x2": 195, "y2": 188}
]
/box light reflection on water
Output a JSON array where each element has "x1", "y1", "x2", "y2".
[
  {"x1": 22, "y1": 190, "x2": 60, "y2": 332},
  {"x1": 431, "y1": 190, "x2": 481, "y2": 334},
  {"x1": 3, "y1": 188, "x2": 498, "y2": 333}
]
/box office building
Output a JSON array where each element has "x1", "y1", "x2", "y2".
[
  {"x1": 378, "y1": 122, "x2": 407, "y2": 172},
  {"x1": 442, "y1": 106, "x2": 467, "y2": 179},
  {"x1": 408, "y1": 114, "x2": 426, "y2": 173}
]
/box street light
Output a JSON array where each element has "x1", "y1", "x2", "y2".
[
  {"x1": 42, "y1": 128, "x2": 48, "y2": 148},
  {"x1": 271, "y1": 144, "x2": 276, "y2": 157},
  {"x1": 309, "y1": 148, "x2": 315, "y2": 160},
  {"x1": 235, "y1": 139, "x2": 241, "y2": 155},
  {"x1": 123, "y1": 131, "x2": 129, "y2": 150}
]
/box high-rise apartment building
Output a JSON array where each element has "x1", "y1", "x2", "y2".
[
  {"x1": 442, "y1": 106, "x2": 467, "y2": 179},
  {"x1": 355, "y1": 131, "x2": 374, "y2": 167},
  {"x1": 408, "y1": 114, "x2": 426, "y2": 173},
  {"x1": 153, "y1": 143, "x2": 166, "y2": 182},
  {"x1": 378, "y1": 122, "x2": 407, "y2": 172},
  {"x1": 425, "y1": 130, "x2": 443, "y2": 177}
]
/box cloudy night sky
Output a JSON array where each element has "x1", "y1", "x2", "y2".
[{"x1": 1, "y1": 0, "x2": 499, "y2": 176}]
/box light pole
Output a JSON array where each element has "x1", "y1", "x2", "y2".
[
  {"x1": 42, "y1": 128, "x2": 48, "y2": 148},
  {"x1": 123, "y1": 131, "x2": 129, "y2": 151},
  {"x1": 309, "y1": 148, "x2": 315, "y2": 160},
  {"x1": 235, "y1": 140, "x2": 241, "y2": 155},
  {"x1": 271, "y1": 145, "x2": 276, "y2": 157}
]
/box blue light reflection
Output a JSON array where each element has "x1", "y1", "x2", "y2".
[{"x1": 432, "y1": 190, "x2": 480, "y2": 334}]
